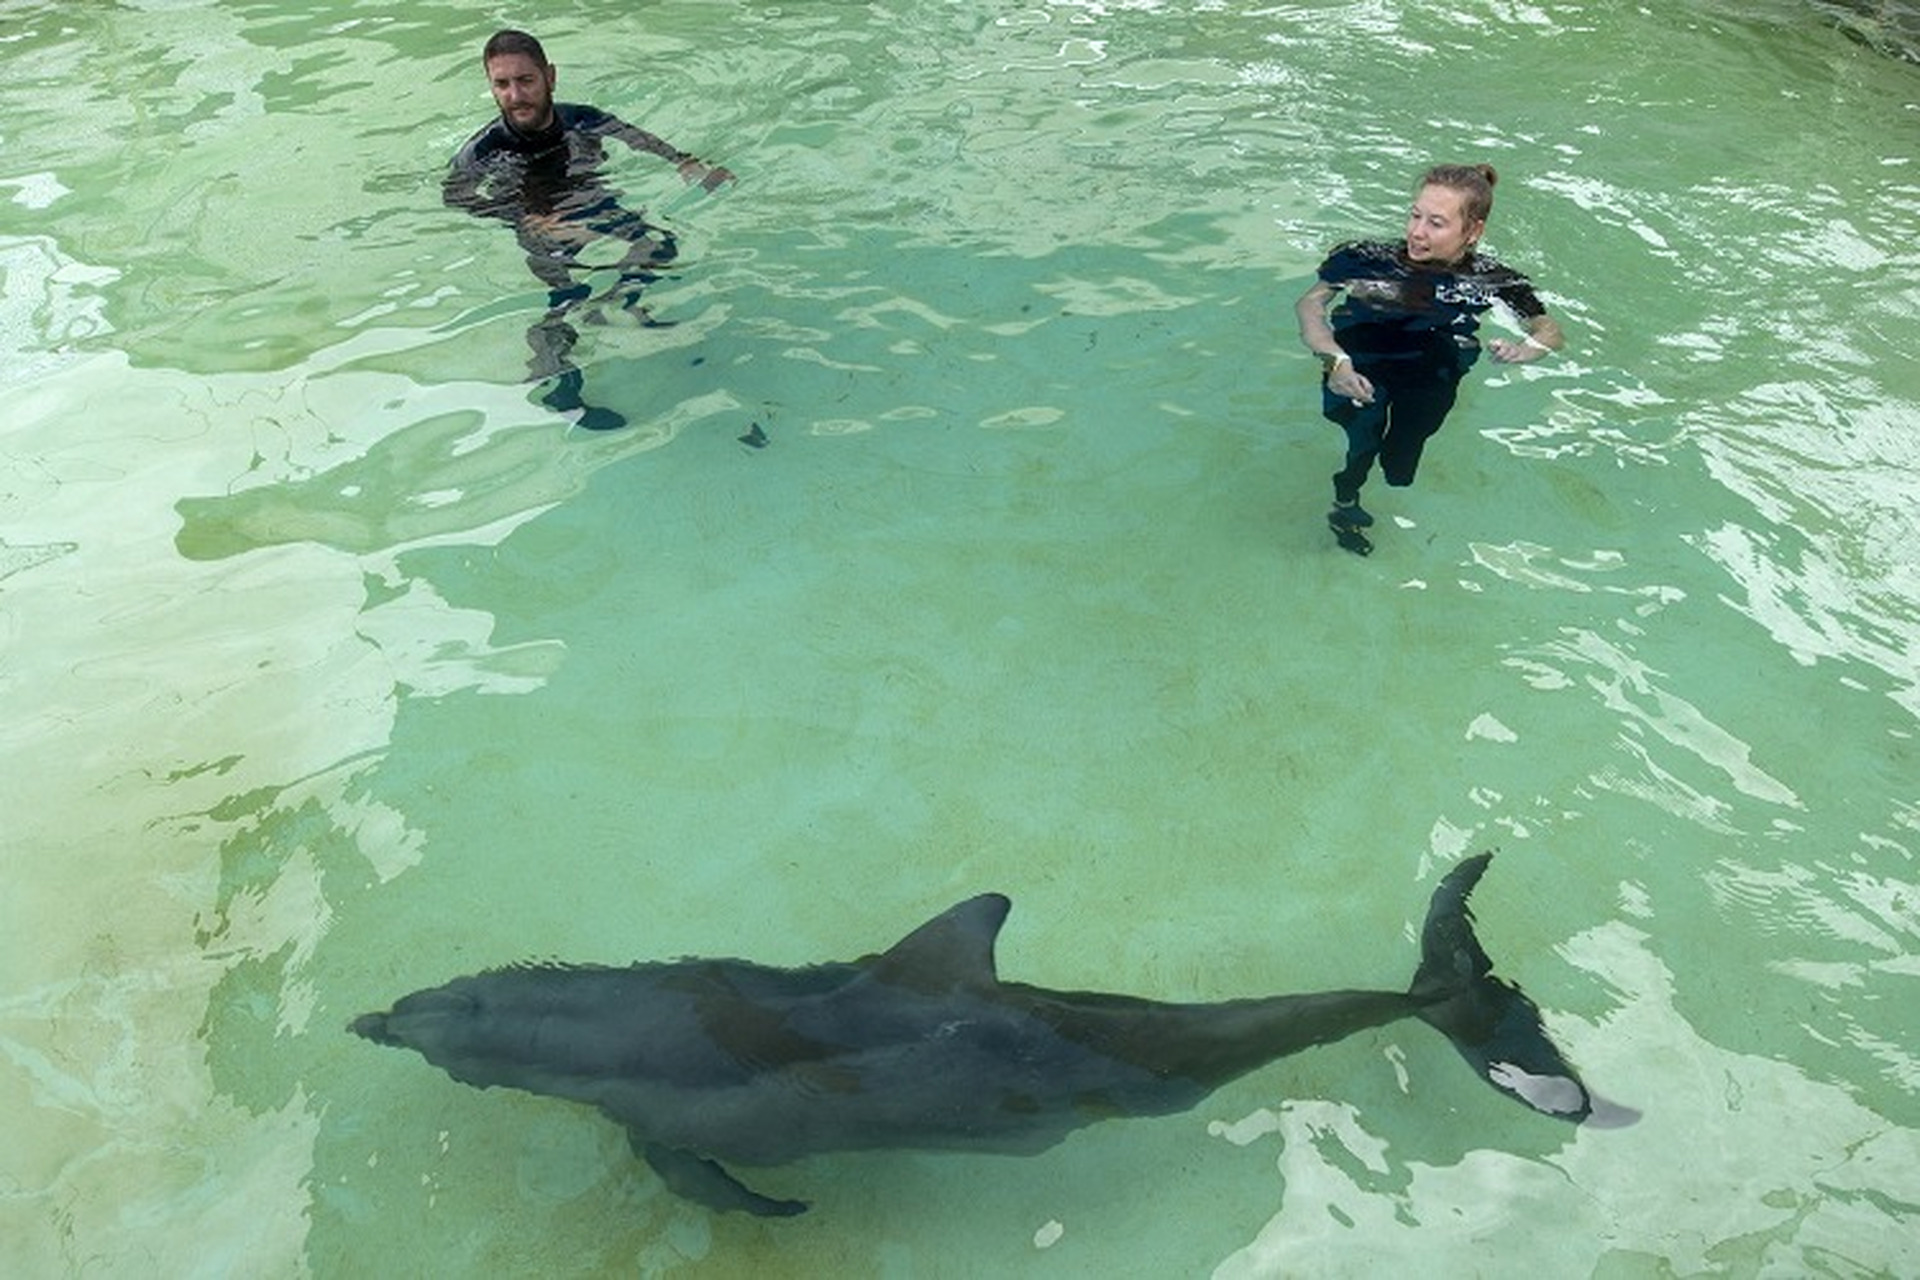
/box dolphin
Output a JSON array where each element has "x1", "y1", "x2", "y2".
[{"x1": 350, "y1": 853, "x2": 1599, "y2": 1217}]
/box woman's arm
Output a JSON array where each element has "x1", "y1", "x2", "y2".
[
  {"x1": 1488, "y1": 313, "x2": 1564, "y2": 363},
  {"x1": 1295, "y1": 279, "x2": 1375, "y2": 405},
  {"x1": 1295, "y1": 280, "x2": 1346, "y2": 364}
]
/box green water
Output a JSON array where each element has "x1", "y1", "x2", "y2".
[{"x1": 3, "y1": 1, "x2": 1917, "y2": 1276}]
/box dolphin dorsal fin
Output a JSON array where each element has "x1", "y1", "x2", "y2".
[{"x1": 864, "y1": 894, "x2": 1010, "y2": 992}]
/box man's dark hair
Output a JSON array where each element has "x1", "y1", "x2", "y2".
[{"x1": 483, "y1": 29, "x2": 548, "y2": 66}]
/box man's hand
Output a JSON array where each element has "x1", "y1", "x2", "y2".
[
  {"x1": 518, "y1": 212, "x2": 600, "y2": 248},
  {"x1": 677, "y1": 158, "x2": 735, "y2": 192}
]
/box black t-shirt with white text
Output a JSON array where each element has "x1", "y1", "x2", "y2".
[{"x1": 1317, "y1": 239, "x2": 1546, "y2": 375}]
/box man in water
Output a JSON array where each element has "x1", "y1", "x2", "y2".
[{"x1": 445, "y1": 29, "x2": 734, "y2": 429}]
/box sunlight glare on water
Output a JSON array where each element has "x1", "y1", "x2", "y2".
[{"x1": 2, "y1": 1, "x2": 1917, "y2": 1276}]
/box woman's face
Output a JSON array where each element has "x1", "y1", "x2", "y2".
[{"x1": 1405, "y1": 184, "x2": 1484, "y2": 265}]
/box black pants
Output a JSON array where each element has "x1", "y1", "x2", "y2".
[
  {"x1": 516, "y1": 206, "x2": 679, "y2": 300},
  {"x1": 517, "y1": 207, "x2": 679, "y2": 380},
  {"x1": 1322, "y1": 364, "x2": 1463, "y2": 502}
]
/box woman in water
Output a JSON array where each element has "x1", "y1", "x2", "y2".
[{"x1": 1295, "y1": 164, "x2": 1562, "y2": 555}]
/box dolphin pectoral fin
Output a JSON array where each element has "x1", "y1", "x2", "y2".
[
  {"x1": 634, "y1": 1136, "x2": 808, "y2": 1217},
  {"x1": 1411, "y1": 854, "x2": 1602, "y2": 1123}
]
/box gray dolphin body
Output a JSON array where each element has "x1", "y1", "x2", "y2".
[{"x1": 350, "y1": 853, "x2": 1595, "y2": 1216}]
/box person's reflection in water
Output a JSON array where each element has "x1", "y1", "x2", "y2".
[{"x1": 444, "y1": 29, "x2": 734, "y2": 430}]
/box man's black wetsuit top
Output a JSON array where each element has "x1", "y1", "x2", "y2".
[{"x1": 444, "y1": 103, "x2": 691, "y2": 228}]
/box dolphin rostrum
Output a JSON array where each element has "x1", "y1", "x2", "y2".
[{"x1": 350, "y1": 853, "x2": 1599, "y2": 1216}]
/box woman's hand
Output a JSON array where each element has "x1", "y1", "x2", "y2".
[
  {"x1": 1488, "y1": 336, "x2": 1545, "y2": 363},
  {"x1": 1328, "y1": 361, "x2": 1375, "y2": 407},
  {"x1": 1490, "y1": 319, "x2": 1562, "y2": 363}
]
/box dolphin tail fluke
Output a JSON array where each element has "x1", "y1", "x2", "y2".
[
  {"x1": 1410, "y1": 853, "x2": 1594, "y2": 1122},
  {"x1": 633, "y1": 1134, "x2": 808, "y2": 1217}
]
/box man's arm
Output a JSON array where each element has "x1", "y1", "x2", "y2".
[
  {"x1": 442, "y1": 164, "x2": 490, "y2": 216},
  {"x1": 443, "y1": 137, "x2": 520, "y2": 223},
  {"x1": 605, "y1": 116, "x2": 734, "y2": 191}
]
